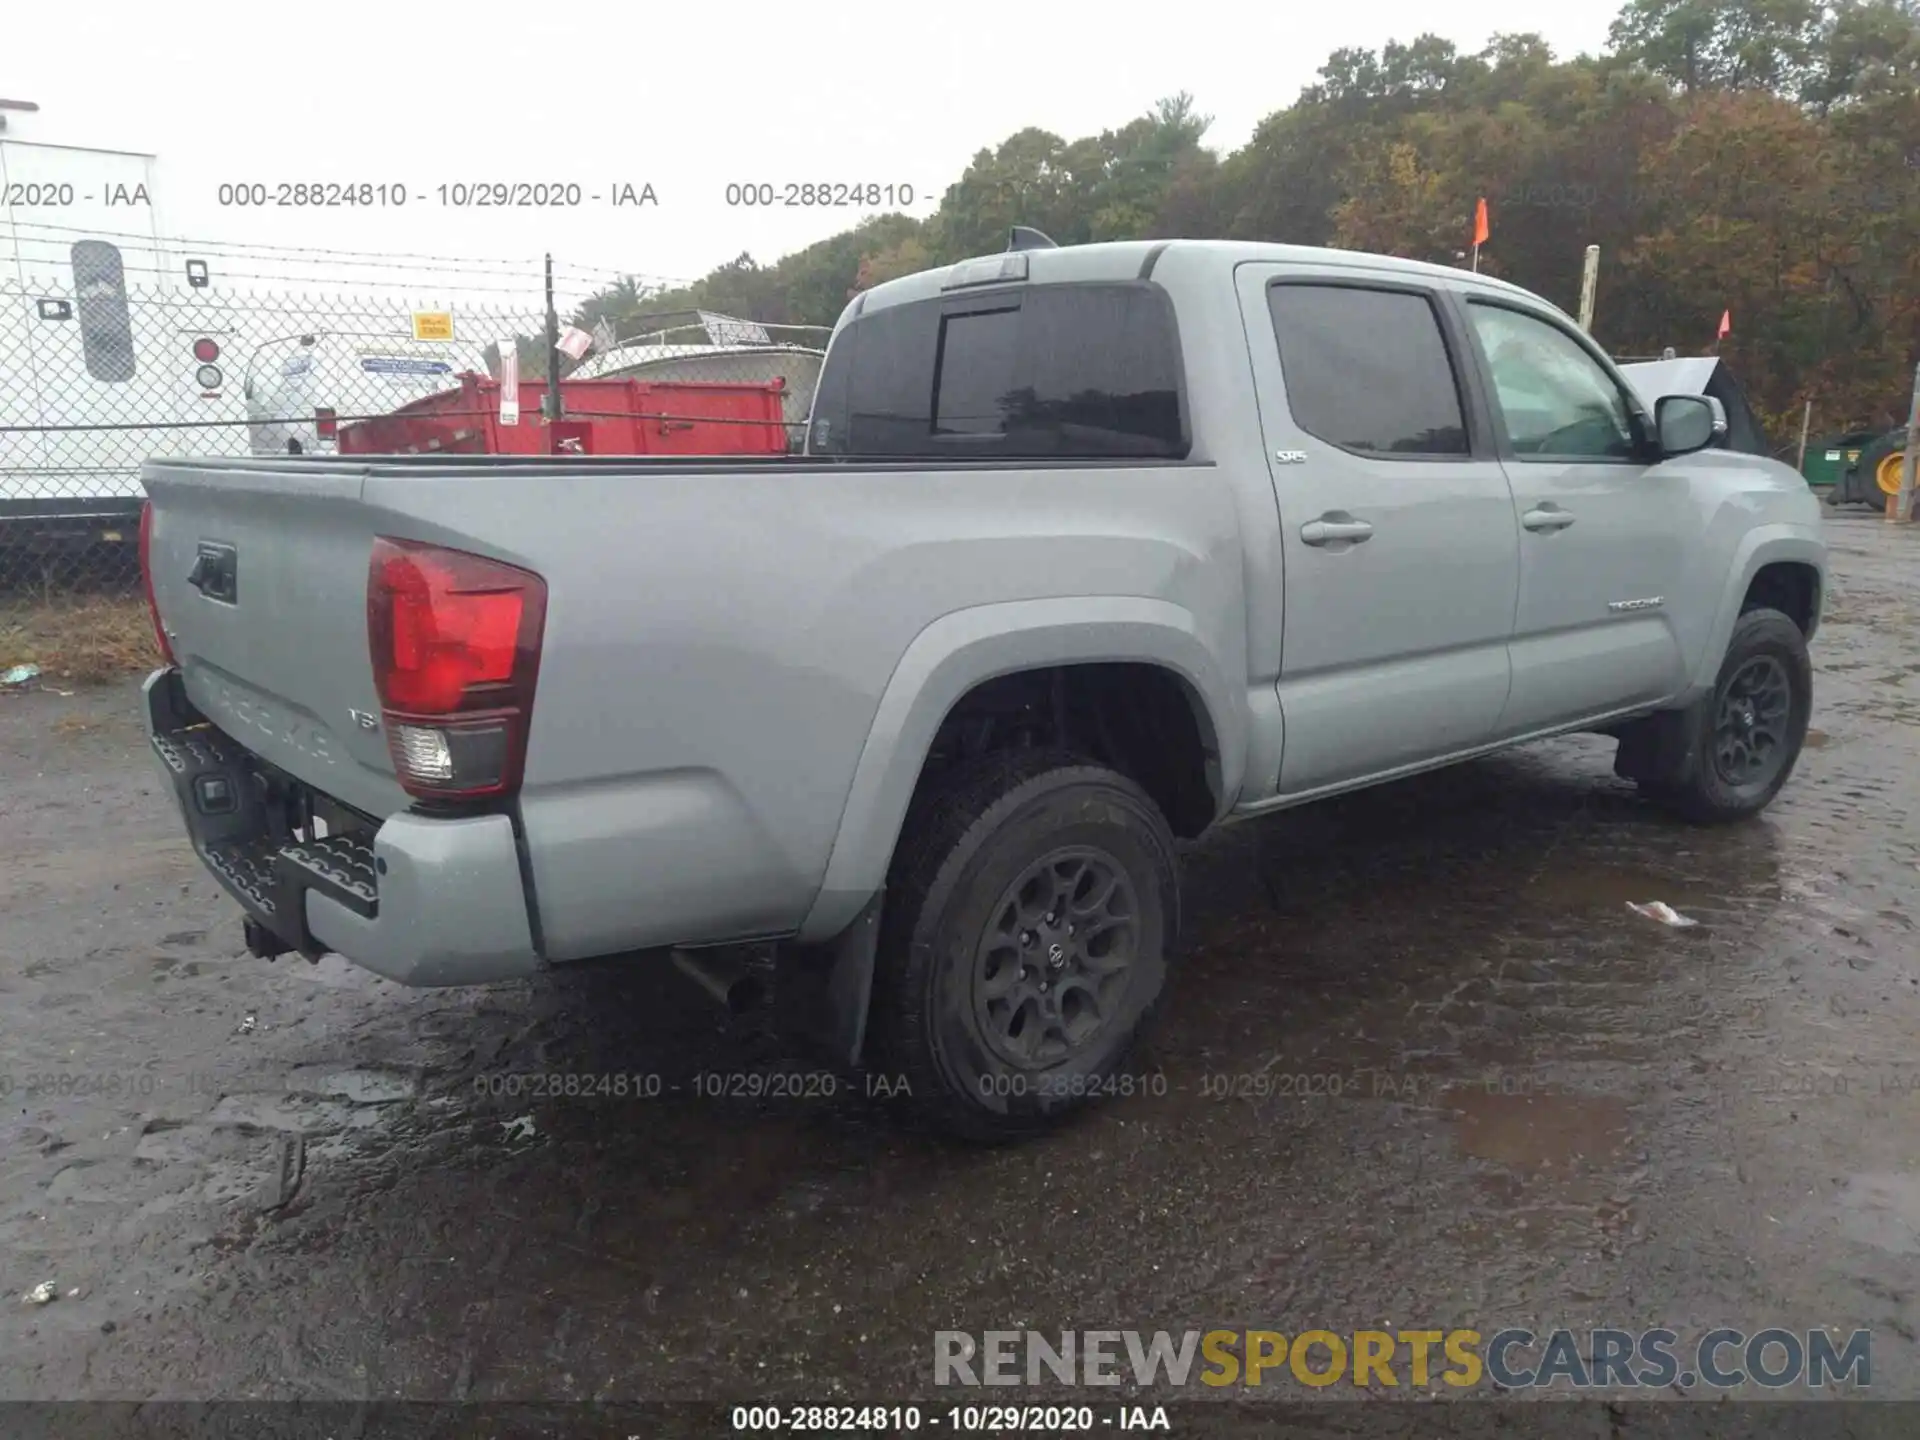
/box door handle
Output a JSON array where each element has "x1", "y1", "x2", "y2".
[
  {"x1": 1300, "y1": 515, "x2": 1374, "y2": 546},
  {"x1": 1522, "y1": 506, "x2": 1576, "y2": 532}
]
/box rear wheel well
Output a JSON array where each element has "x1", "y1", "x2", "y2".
[
  {"x1": 1742, "y1": 562, "x2": 1819, "y2": 635},
  {"x1": 911, "y1": 664, "x2": 1221, "y2": 839}
]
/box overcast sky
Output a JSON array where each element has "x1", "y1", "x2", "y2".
[{"x1": 4, "y1": 0, "x2": 1620, "y2": 307}]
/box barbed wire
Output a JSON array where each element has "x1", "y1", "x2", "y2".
[
  {"x1": 6, "y1": 243, "x2": 662, "y2": 302},
  {"x1": 3, "y1": 218, "x2": 695, "y2": 289},
  {"x1": 5, "y1": 257, "x2": 585, "y2": 300}
]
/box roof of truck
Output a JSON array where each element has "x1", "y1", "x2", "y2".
[
  {"x1": 569, "y1": 341, "x2": 825, "y2": 380},
  {"x1": 850, "y1": 237, "x2": 1551, "y2": 322}
]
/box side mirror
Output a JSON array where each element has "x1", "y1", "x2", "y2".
[{"x1": 1655, "y1": 394, "x2": 1718, "y2": 457}]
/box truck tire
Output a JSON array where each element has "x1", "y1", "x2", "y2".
[
  {"x1": 869, "y1": 749, "x2": 1179, "y2": 1143},
  {"x1": 1638, "y1": 607, "x2": 1812, "y2": 824}
]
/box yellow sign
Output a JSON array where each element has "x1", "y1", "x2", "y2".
[{"x1": 411, "y1": 310, "x2": 455, "y2": 342}]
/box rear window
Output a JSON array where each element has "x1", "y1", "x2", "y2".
[{"x1": 808, "y1": 282, "x2": 1187, "y2": 459}]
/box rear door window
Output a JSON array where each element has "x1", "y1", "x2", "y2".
[
  {"x1": 809, "y1": 282, "x2": 1187, "y2": 459},
  {"x1": 1264, "y1": 283, "x2": 1468, "y2": 457}
]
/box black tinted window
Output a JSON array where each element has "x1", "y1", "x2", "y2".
[
  {"x1": 1266, "y1": 284, "x2": 1467, "y2": 456},
  {"x1": 809, "y1": 283, "x2": 1186, "y2": 459},
  {"x1": 934, "y1": 307, "x2": 1022, "y2": 435}
]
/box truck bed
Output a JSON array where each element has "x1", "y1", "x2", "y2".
[{"x1": 140, "y1": 451, "x2": 1248, "y2": 964}]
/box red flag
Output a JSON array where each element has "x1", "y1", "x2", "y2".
[
  {"x1": 1472, "y1": 197, "x2": 1490, "y2": 247},
  {"x1": 1717, "y1": 309, "x2": 1731, "y2": 339}
]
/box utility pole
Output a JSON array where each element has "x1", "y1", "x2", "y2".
[
  {"x1": 1577, "y1": 245, "x2": 1600, "y2": 332},
  {"x1": 1892, "y1": 360, "x2": 1920, "y2": 525},
  {"x1": 543, "y1": 253, "x2": 563, "y2": 447},
  {"x1": 1796, "y1": 399, "x2": 1813, "y2": 475}
]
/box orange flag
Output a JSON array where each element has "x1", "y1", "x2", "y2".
[
  {"x1": 1472, "y1": 197, "x2": 1490, "y2": 247},
  {"x1": 1716, "y1": 309, "x2": 1731, "y2": 339}
]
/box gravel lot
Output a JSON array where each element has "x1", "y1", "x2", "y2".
[{"x1": 2, "y1": 513, "x2": 1917, "y2": 1418}]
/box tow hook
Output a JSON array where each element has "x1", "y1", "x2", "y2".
[{"x1": 243, "y1": 916, "x2": 293, "y2": 962}]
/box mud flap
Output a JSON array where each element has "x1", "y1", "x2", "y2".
[
  {"x1": 774, "y1": 893, "x2": 883, "y2": 1070},
  {"x1": 1612, "y1": 696, "x2": 1708, "y2": 789}
]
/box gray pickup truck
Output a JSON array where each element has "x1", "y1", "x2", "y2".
[{"x1": 138, "y1": 236, "x2": 1825, "y2": 1140}]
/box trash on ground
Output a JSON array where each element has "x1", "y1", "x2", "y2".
[
  {"x1": 236, "y1": 1014, "x2": 256, "y2": 1035},
  {"x1": 1627, "y1": 901, "x2": 1700, "y2": 928},
  {"x1": 2, "y1": 664, "x2": 41, "y2": 687},
  {"x1": 258, "y1": 1135, "x2": 305, "y2": 1212},
  {"x1": 23, "y1": 1282, "x2": 57, "y2": 1305},
  {"x1": 501, "y1": 1114, "x2": 536, "y2": 1142}
]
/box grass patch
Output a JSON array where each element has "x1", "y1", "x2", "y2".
[{"x1": 0, "y1": 596, "x2": 160, "y2": 686}]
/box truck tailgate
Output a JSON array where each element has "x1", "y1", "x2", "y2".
[{"x1": 143, "y1": 459, "x2": 409, "y2": 819}]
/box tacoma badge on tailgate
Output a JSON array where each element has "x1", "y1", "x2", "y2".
[{"x1": 202, "y1": 676, "x2": 337, "y2": 767}]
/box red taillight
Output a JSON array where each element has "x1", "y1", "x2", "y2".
[
  {"x1": 191, "y1": 337, "x2": 220, "y2": 363},
  {"x1": 315, "y1": 407, "x2": 338, "y2": 439},
  {"x1": 138, "y1": 501, "x2": 176, "y2": 666},
  {"x1": 367, "y1": 538, "x2": 546, "y2": 800}
]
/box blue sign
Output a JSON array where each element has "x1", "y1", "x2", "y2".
[{"x1": 361, "y1": 357, "x2": 453, "y2": 377}]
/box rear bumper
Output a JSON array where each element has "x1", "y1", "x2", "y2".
[{"x1": 143, "y1": 667, "x2": 542, "y2": 986}]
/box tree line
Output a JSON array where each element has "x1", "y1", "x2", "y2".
[{"x1": 575, "y1": 0, "x2": 1920, "y2": 442}]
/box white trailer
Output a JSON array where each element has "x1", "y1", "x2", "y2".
[{"x1": 1, "y1": 100, "x2": 249, "y2": 543}]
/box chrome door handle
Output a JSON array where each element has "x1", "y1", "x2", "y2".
[
  {"x1": 1522, "y1": 506, "x2": 1576, "y2": 532},
  {"x1": 1300, "y1": 516, "x2": 1374, "y2": 546}
]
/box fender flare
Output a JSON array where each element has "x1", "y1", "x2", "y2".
[
  {"x1": 795, "y1": 595, "x2": 1244, "y2": 943},
  {"x1": 1681, "y1": 526, "x2": 1825, "y2": 704}
]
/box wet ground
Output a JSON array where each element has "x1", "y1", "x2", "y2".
[{"x1": 2, "y1": 512, "x2": 1918, "y2": 1408}]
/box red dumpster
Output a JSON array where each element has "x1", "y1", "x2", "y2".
[{"x1": 337, "y1": 372, "x2": 789, "y2": 457}]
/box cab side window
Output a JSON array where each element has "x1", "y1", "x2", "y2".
[
  {"x1": 1466, "y1": 302, "x2": 1637, "y2": 461},
  {"x1": 1266, "y1": 282, "x2": 1469, "y2": 457}
]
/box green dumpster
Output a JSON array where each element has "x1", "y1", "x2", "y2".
[{"x1": 1801, "y1": 429, "x2": 1878, "y2": 489}]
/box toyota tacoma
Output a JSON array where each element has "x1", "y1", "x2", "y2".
[{"x1": 139, "y1": 235, "x2": 1827, "y2": 1140}]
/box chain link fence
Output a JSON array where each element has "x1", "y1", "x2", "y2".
[{"x1": 1, "y1": 271, "x2": 830, "y2": 605}]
